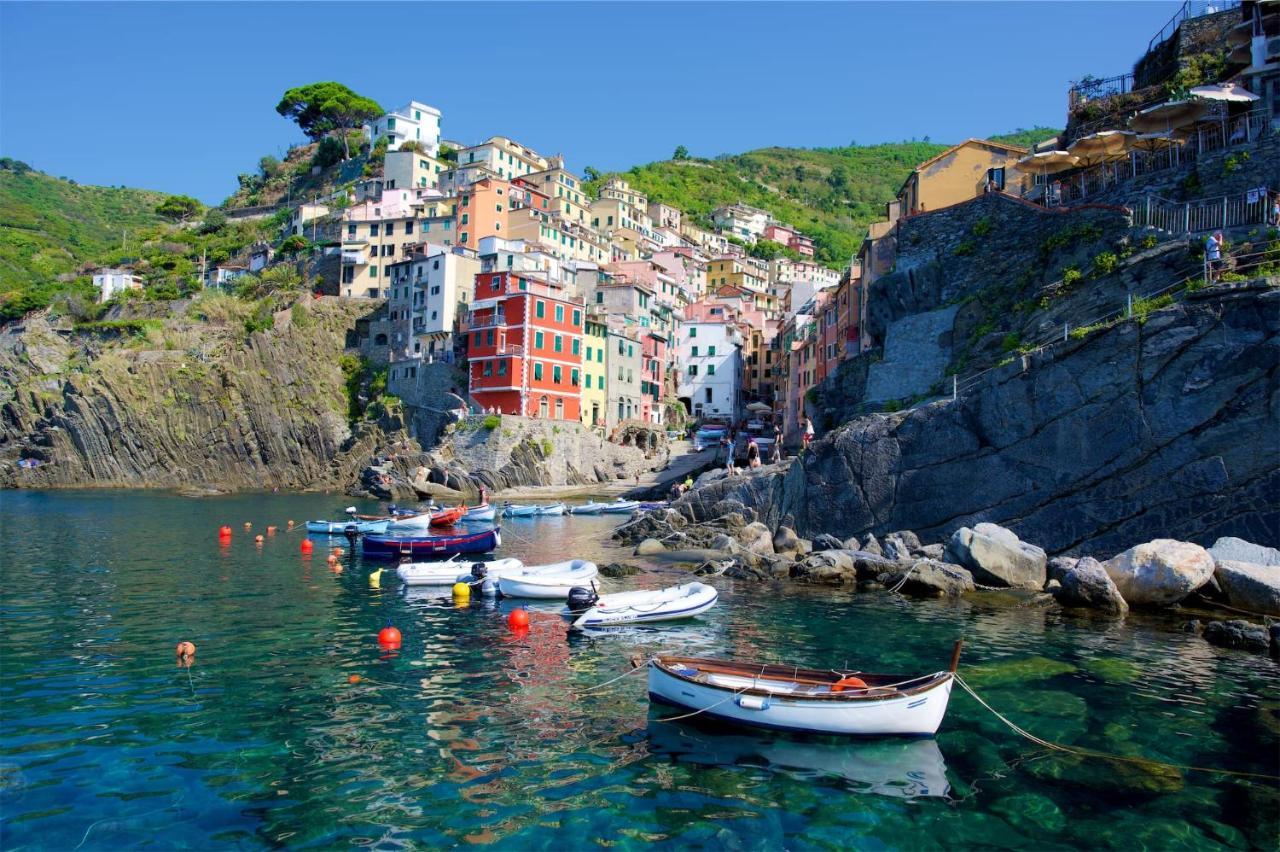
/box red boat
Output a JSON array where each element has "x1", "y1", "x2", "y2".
[{"x1": 430, "y1": 506, "x2": 466, "y2": 526}]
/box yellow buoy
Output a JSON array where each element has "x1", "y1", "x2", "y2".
[{"x1": 452, "y1": 582, "x2": 471, "y2": 599}]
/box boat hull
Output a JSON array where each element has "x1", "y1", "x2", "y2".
[
  {"x1": 600, "y1": 501, "x2": 640, "y2": 514},
  {"x1": 498, "y1": 560, "x2": 599, "y2": 599},
  {"x1": 534, "y1": 503, "x2": 566, "y2": 516},
  {"x1": 462, "y1": 504, "x2": 496, "y2": 522},
  {"x1": 571, "y1": 583, "x2": 718, "y2": 629},
  {"x1": 396, "y1": 557, "x2": 523, "y2": 586},
  {"x1": 502, "y1": 505, "x2": 538, "y2": 518},
  {"x1": 306, "y1": 519, "x2": 389, "y2": 535},
  {"x1": 361, "y1": 528, "x2": 501, "y2": 560},
  {"x1": 568, "y1": 502, "x2": 603, "y2": 515},
  {"x1": 647, "y1": 662, "x2": 952, "y2": 737}
]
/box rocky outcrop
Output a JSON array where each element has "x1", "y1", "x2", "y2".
[
  {"x1": 876, "y1": 560, "x2": 975, "y2": 597},
  {"x1": 667, "y1": 284, "x2": 1279, "y2": 556},
  {"x1": 1102, "y1": 539, "x2": 1215, "y2": 606},
  {"x1": 1052, "y1": 556, "x2": 1129, "y2": 614},
  {"x1": 0, "y1": 299, "x2": 402, "y2": 491},
  {"x1": 1202, "y1": 620, "x2": 1271, "y2": 653},
  {"x1": 1212, "y1": 560, "x2": 1280, "y2": 617},
  {"x1": 1209, "y1": 536, "x2": 1280, "y2": 567},
  {"x1": 944, "y1": 523, "x2": 1047, "y2": 589}
]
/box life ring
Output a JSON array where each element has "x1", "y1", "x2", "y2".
[{"x1": 831, "y1": 676, "x2": 868, "y2": 693}]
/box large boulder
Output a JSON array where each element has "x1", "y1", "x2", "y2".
[
  {"x1": 1102, "y1": 539, "x2": 1215, "y2": 606},
  {"x1": 1047, "y1": 556, "x2": 1079, "y2": 584},
  {"x1": 861, "y1": 534, "x2": 883, "y2": 558},
  {"x1": 944, "y1": 523, "x2": 1047, "y2": 590},
  {"x1": 1213, "y1": 560, "x2": 1280, "y2": 617},
  {"x1": 1209, "y1": 537, "x2": 1280, "y2": 567},
  {"x1": 882, "y1": 533, "x2": 914, "y2": 562},
  {"x1": 791, "y1": 550, "x2": 858, "y2": 585},
  {"x1": 812, "y1": 533, "x2": 845, "y2": 552},
  {"x1": 1052, "y1": 557, "x2": 1128, "y2": 614},
  {"x1": 738, "y1": 522, "x2": 775, "y2": 555},
  {"x1": 1202, "y1": 620, "x2": 1270, "y2": 653},
  {"x1": 877, "y1": 560, "x2": 974, "y2": 597},
  {"x1": 773, "y1": 526, "x2": 803, "y2": 556}
]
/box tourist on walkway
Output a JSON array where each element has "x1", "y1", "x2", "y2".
[
  {"x1": 1270, "y1": 194, "x2": 1279, "y2": 228},
  {"x1": 1205, "y1": 231, "x2": 1224, "y2": 282},
  {"x1": 746, "y1": 437, "x2": 761, "y2": 469}
]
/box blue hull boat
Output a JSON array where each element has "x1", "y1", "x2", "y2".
[
  {"x1": 361, "y1": 527, "x2": 501, "y2": 560},
  {"x1": 306, "y1": 519, "x2": 390, "y2": 535}
]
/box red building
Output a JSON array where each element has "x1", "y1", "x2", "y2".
[
  {"x1": 640, "y1": 330, "x2": 668, "y2": 424},
  {"x1": 467, "y1": 270, "x2": 584, "y2": 420}
]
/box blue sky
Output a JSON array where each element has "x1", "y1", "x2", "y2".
[{"x1": 1, "y1": 1, "x2": 1177, "y2": 204}]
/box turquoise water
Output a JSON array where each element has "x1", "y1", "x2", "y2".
[{"x1": 0, "y1": 490, "x2": 1276, "y2": 849}]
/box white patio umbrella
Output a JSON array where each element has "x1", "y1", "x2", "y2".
[
  {"x1": 1131, "y1": 130, "x2": 1188, "y2": 152},
  {"x1": 745, "y1": 401, "x2": 772, "y2": 413},
  {"x1": 1189, "y1": 82, "x2": 1260, "y2": 103},
  {"x1": 1129, "y1": 99, "x2": 1210, "y2": 133},
  {"x1": 1067, "y1": 130, "x2": 1136, "y2": 166}
]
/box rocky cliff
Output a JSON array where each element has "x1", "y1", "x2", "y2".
[
  {"x1": 681, "y1": 281, "x2": 1279, "y2": 556},
  {"x1": 0, "y1": 295, "x2": 393, "y2": 491}
]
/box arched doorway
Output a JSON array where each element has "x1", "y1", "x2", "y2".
[
  {"x1": 539, "y1": 396, "x2": 549, "y2": 418},
  {"x1": 555, "y1": 397, "x2": 564, "y2": 420}
]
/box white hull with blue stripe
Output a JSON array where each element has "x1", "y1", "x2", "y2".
[
  {"x1": 570, "y1": 582, "x2": 718, "y2": 630},
  {"x1": 647, "y1": 655, "x2": 956, "y2": 737}
]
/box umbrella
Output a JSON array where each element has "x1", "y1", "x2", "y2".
[
  {"x1": 1129, "y1": 99, "x2": 1210, "y2": 133},
  {"x1": 1067, "y1": 130, "x2": 1136, "y2": 166},
  {"x1": 1016, "y1": 150, "x2": 1079, "y2": 175},
  {"x1": 1189, "y1": 83, "x2": 1260, "y2": 103},
  {"x1": 1131, "y1": 130, "x2": 1188, "y2": 152},
  {"x1": 745, "y1": 401, "x2": 772, "y2": 413}
]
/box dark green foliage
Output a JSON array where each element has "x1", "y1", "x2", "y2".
[
  {"x1": 198, "y1": 208, "x2": 227, "y2": 235},
  {"x1": 988, "y1": 127, "x2": 1061, "y2": 149},
  {"x1": 481, "y1": 414, "x2": 501, "y2": 430},
  {"x1": 155, "y1": 195, "x2": 204, "y2": 223},
  {"x1": 312, "y1": 137, "x2": 344, "y2": 170},
  {"x1": 954, "y1": 241, "x2": 976, "y2": 256},
  {"x1": 279, "y1": 234, "x2": 311, "y2": 255},
  {"x1": 276, "y1": 81, "x2": 382, "y2": 159},
  {"x1": 673, "y1": 145, "x2": 690, "y2": 160},
  {"x1": 0, "y1": 157, "x2": 34, "y2": 175},
  {"x1": 1092, "y1": 251, "x2": 1118, "y2": 276}
]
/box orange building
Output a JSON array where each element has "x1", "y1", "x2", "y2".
[
  {"x1": 454, "y1": 178, "x2": 550, "y2": 250},
  {"x1": 467, "y1": 270, "x2": 584, "y2": 420}
]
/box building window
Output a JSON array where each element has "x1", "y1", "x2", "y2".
[
  {"x1": 461, "y1": 214, "x2": 469, "y2": 225},
  {"x1": 553, "y1": 365, "x2": 562, "y2": 384},
  {"x1": 585, "y1": 374, "x2": 592, "y2": 389},
  {"x1": 385, "y1": 222, "x2": 395, "y2": 236},
  {"x1": 483, "y1": 362, "x2": 493, "y2": 376},
  {"x1": 572, "y1": 338, "x2": 580, "y2": 355},
  {"x1": 555, "y1": 305, "x2": 564, "y2": 323},
  {"x1": 691, "y1": 346, "x2": 699, "y2": 357},
  {"x1": 486, "y1": 330, "x2": 494, "y2": 345},
  {"x1": 689, "y1": 327, "x2": 696, "y2": 337},
  {"x1": 571, "y1": 368, "x2": 580, "y2": 386},
  {"x1": 534, "y1": 363, "x2": 544, "y2": 381},
  {"x1": 536, "y1": 301, "x2": 545, "y2": 318},
  {"x1": 386, "y1": 117, "x2": 396, "y2": 131},
  {"x1": 708, "y1": 346, "x2": 716, "y2": 356},
  {"x1": 461, "y1": 232, "x2": 468, "y2": 243},
  {"x1": 689, "y1": 365, "x2": 698, "y2": 375},
  {"x1": 572, "y1": 309, "x2": 581, "y2": 326},
  {"x1": 535, "y1": 331, "x2": 544, "y2": 349},
  {"x1": 554, "y1": 335, "x2": 563, "y2": 353},
  {"x1": 708, "y1": 364, "x2": 716, "y2": 375},
  {"x1": 497, "y1": 360, "x2": 507, "y2": 375},
  {"x1": 370, "y1": 224, "x2": 379, "y2": 236}
]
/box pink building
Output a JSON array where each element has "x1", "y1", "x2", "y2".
[{"x1": 640, "y1": 332, "x2": 667, "y2": 424}]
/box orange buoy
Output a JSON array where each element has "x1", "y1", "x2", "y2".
[
  {"x1": 507, "y1": 609, "x2": 530, "y2": 629},
  {"x1": 348, "y1": 674, "x2": 361, "y2": 684},
  {"x1": 175, "y1": 641, "x2": 196, "y2": 659},
  {"x1": 378, "y1": 627, "x2": 402, "y2": 648},
  {"x1": 267, "y1": 526, "x2": 277, "y2": 535},
  {"x1": 300, "y1": 539, "x2": 314, "y2": 554},
  {"x1": 831, "y1": 676, "x2": 868, "y2": 693}
]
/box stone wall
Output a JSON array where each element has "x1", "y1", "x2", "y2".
[
  {"x1": 679, "y1": 281, "x2": 1280, "y2": 557},
  {"x1": 388, "y1": 359, "x2": 470, "y2": 450},
  {"x1": 864, "y1": 305, "x2": 959, "y2": 404},
  {"x1": 1134, "y1": 8, "x2": 1237, "y2": 90}
]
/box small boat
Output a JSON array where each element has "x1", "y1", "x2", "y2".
[
  {"x1": 396, "y1": 556, "x2": 523, "y2": 587},
  {"x1": 638, "y1": 501, "x2": 668, "y2": 511},
  {"x1": 646, "y1": 643, "x2": 962, "y2": 737},
  {"x1": 462, "y1": 503, "x2": 496, "y2": 522},
  {"x1": 567, "y1": 582, "x2": 718, "y2": 630},
  {"x1": 428, "y1": 505, "x2": 466, "y2": 526},
  {"x1": 569, "y1": 501, "x2": 606, "y2": 515},
  {"x1": 306, "y1": 518, "x2": 389, "y2": 535},
  {"x1": 361, "y1": 527, "x2": 501, "y2": 560},
  {"x1": 600, "y1": 500, "x2": 641, "y2": 515},
  {"x1": 502, "y1": 503, "x2": 539, "y2": 518},
  {"x1": 534, "y1": 502, "x2": 567, "y2": 516},
  {"x1": 497, "y1": 560, "x2": 599, "y2": 599}
]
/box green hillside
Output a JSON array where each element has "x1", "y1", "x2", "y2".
[
  {"x1": 0, "y1": 165, "x2": 170, "y2": 288},
  {"x1": 585, "y1": 127, "x2": 1059, "y2": 268}
]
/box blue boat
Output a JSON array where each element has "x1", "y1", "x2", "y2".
[
  {"x1": 361, "y1": 527, "x2": 501, "y2": 560},
  {"x1": 306, "y1": 518, "x2": 390, "y2": 535},
  {"x1": 502, "y1": 504, "x2": 539, "y2": 518}
]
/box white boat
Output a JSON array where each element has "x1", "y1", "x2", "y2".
[
  {"x1": 600, "y1": 500, "x2": 641, "y2": 515},
  {"x1": 396, "y1": 556, "x2": 523, "y2": 587},
  {"x1": 569, "y1": 501, "x2": 606, "y2": 515},
  {"x1": 497, "y1": 560, "x2": 599, "y2": 599},
  {"x1": 462, "y1": 504, "x2": 497, "y2": 522},
  {"x1": 502, "y1": 503, "x2": 539, "y2": 518},
  {"x1": 305, "y1": 518, "x2": 388, "y2": 535},
  {"x1": 385, "y1": 511, "x2": 436, "y2": 531},
  {"x1": 534, "y1": 502, "x2": 567, "y2": 516},
  {"x1": 646, "y1": 646, "x2": 961, "y2": 737},
  {"x1": 567, "y1": 582, "x2": 718, "y2": 630}
]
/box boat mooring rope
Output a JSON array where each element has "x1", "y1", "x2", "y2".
[
  {"x1": 572, "y1": 664, "x2": 646, "y2": 696},
  {"x1": 954, "y1": 673, "x2": 1280, "y2": 783},
  {"x1": 650, "y1": 685, "x2": 752, "y2": 723}
]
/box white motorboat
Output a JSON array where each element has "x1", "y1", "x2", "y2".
[
  {"x1": 502, "y1": 504, "x2": 539, "y2": 518},
  {"x1": 600, "y1": 500, "x2": 641, "y2": 515},
  {"x1": 497, "y1": 560, "x2": 599, "y2": 599},
  {"x1": 534, "y1": 502, "x2": 567, "y2": 516},
  {"x1": 462, "y1": 504, "x2": 497, "y2": 522},
  {"x1": 567, "y1": 582, "x2": 718, "y2": 630},
  {"x1": 396, "y1": 556, "x2": 523, "y2": 586},
  {"x1": 569, "y1": 501, "x2": 605, "y2": 515},
  {"x1": 646, "y1": 644, "x2": 962, "y2": 737}
]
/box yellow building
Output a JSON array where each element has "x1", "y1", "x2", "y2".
[
  {"x1": 581, "y1": 315, "x2": 609, "y2": 429},
  {"x1": 524, "y1": 160, "x2": 591, "y2": 227},
  {"x1": 896, "y1": 138, "x2": 1027, "y2": 215},
  {"x1": 384, "y1": 149, "x2": 448, "y2": 190},
  {"x1": 706, "y1": 256, "x2": 769, "y2": 294},
  {"x1": 507, "y1": 211, "x2": 611, "y2": 265}
]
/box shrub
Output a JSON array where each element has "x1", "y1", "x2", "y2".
[
  {"x1": 999, "y1": 332, "x2": 1023, "y2": 353},
  {"x1": 539, "y1": 438, "x2": 554, "y2": 456},
  {"x1": 1131, "y1": 293, "x2": 1173, "y2": 323},
  {"x1": 481, "y1": 414, "x2": 500, "y2": 430},
  {"x1": 954, "y1": 240, "x2": 976, "y2": 256},
  {"x1": 1062, "y1": 266, "x2": 1082, "y2": 287},
  {"x1": 1092, "y1": 251, "x2": 1119, "y2": 276},
  {"x1": 290, "y1": 302, "x2": 311, "y2": 328},
  {"x1": 312, "y1": 137, "x2": 344, "y2": 170},
  {"x1": 1141, "y1": 234, "x2": 1159, "y2": 249},
  {"x1": 971, "y1": 217, "x2": 992, "y2": 238}
]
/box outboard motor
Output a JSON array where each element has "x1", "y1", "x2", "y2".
[
  {"x1": 343, "y1": 523, "x2": 359, "y2": 547},
  {"x1": 462, "y1": 562, "x2": 498, "y2": 596},
  {"x1": 567, "y1": 586, "x2": 600, "y2": 613}
]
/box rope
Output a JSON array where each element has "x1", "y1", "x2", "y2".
[
  {"x1": 649, "y1": 686, "x2": 751, "y2": 723},
  {"x1": 571, "y1": 664, "x2": 646, "y2": 696},
  {"x1": 887, "y1": 560, "x2": 921, "y2": 593},
  {"x1": 954, "y1": 673, "x2": 1280, "y2": 783}
]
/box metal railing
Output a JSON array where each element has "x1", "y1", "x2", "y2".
[
  {"x1": 1132, "y1": 186, "x2": 1274, "y2": 234},
  {"x1": 1148, "y1": 0, "x2": 1241, "y2": 52},
  {"x1": 1022, "y1": 108, "x2": 1274, "y2": 206},
  {"x1": 468, "y1": 311, "x2": 507, "y2": 329},
  {"x1": 1069, "y1": 73, "x2": 1134, "y2": 109}
]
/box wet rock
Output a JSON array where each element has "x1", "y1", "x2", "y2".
[
  {"x1": 945, "y1": 523, "x2": 1047, "y2": 590},
  {"x1": 1202, "y1": 619, "x2": 1270, "y2": 653},
  {"x1": 841, "y1": 535, "x2": 862, "y2": 551},
  {"x1": 877, "y1": 559, "x2": 974, "y2": 597},
  {"x1": 600, "y1": 562, "x2": 641, "y2": 578},
  {"x1": 1047, "y1": 556, "x2": 1079, "y2": 584},
  {"x1": 918, "y1": 543, "x2": 945, "y2": 560},
  {"x1": 1209, "y1": 536, "x2": 1280, "y2": 567},
  {"x1": 847, "y1": 551, "x2": 900, "y2": 582},
  {"x1": 1080, "y1": 657, "x2": 1142, "y2": 684},
  {"x1": 1102, "y1": 539, "x2": 1215, "y2": 606},
  {"x1": 882, "y1": 533, "x2": 913, "y2": 562},
  {"x1": 964, "y1": 656, "x2": 1076, "y2": 689},
  {"x1": 1212, "y1": 560, "x2": 1280, "y2": 616},
  {"x1": 633, "y1": 538, "x2": 666, "y2": 556},
  {"x1": 1182, "y1": 619, "x2": 1203, "y2": 634},
  {"x1": 772, "y1": 526, "x2": 802, "y2": 556},
  {"x1": 738, "y1": 522, "x2": 775, "y2": 554},
  {"x1": 893, "y1": 529, "x2": 923, "y2": 552},
  {"x1": 811, "y1": 533, "x2": 844, "y2": 552},
  {"x1": 861, "y1": 534, "x2": 883, "y2": 557},
  {"x1": 1053, "y1": 557, "x2": 1129, "y2": 614},
  {"x1": 791, "y1": 550, "x2": 858, "y2": 585}
]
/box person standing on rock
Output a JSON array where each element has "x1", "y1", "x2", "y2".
[
  {"x1": 746, "y1": 437, "x2": 761, "y2": 469},
  {"x1": 772, "y1": 423, "x2": 783, "y2": 462},
  {"x1": 801, "y1": 416, "x2": 814, "y2": 451}
]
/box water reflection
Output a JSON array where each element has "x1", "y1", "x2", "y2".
[{"x1": 647, "y1": 716, "x2": 952, "y2": 799}]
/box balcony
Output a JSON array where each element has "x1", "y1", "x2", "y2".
[
  {"x1": 341, "y1": 250, "x2": 367, "y2": 264},
  {"x1": 469, "y1": 311, "x2": 507, "y2": 329}
]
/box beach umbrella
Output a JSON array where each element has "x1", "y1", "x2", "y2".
[
  {"x1": 1189, "y1": 82, "x2": 1260, "y2": 103},
  {"x1": 1067, "y1": 130, "x2": 1136, "y2": 166},
  {"x1": 1129, "y1": 99, "x2": 1210, "y2": 133},
  {"x1": 745, "y1": 401, "x2": 772, "y2": 413}
]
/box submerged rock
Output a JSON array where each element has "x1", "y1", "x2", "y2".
[
  {"x1": 964, "y1": 656, "x2": 1077, "y2": 689},
  {"x1": 1202, "y1": 619, "x2": 1270, "y2": 653},
  {"x1": 1209, "y1": 536, "x2": 1280, "y2": 567},
  {"x1": 1102, "y1": 539, "x2": 1215, "y2": 606},
  {"x1": 633, "y1": 538, "x2": 667, "y2": 556},
  {"x1": 600, "y1": 562, "x2": 641, "y2": 578},
  {"x1": 1053, "y1": 556, "x2": 1129, "y2": 614},
  {"x1": 945, "y1": 523, "x2": 1047, "y2": 590},
  {"x1": 1212, "y1": 560, "x2": 1280, "y2": 616}
]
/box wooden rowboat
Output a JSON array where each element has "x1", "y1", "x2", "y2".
[
  {"x1": 361, "y1": 527, "x2": 501, "y2": 560},
  {"x1": 646, "y1": 643, "x2": 962, "y2": 737}
]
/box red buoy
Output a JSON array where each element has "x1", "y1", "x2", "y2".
[
  {"x1": 300, "y1": 539, "x2": 314, "y2": 554},
  {"x1": 255, "y1": 534, "x2": 264, "y2": 543},
  {"x1": 378, "y1": 626, "x2": 402, "y2": 648},
  {"x1": 218, "y1": 525, "x2": 232, "y2": 538},
  {"x1": 507, "y1": 609, "x2": 530, "y2": 629}
]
